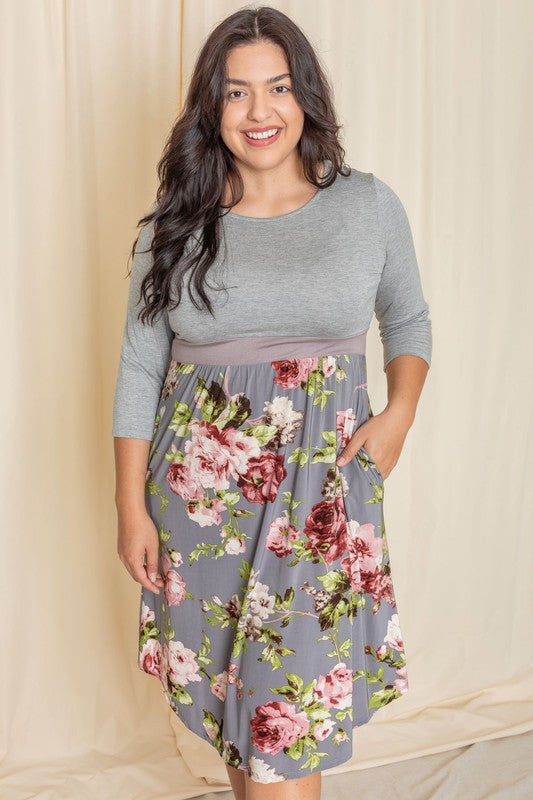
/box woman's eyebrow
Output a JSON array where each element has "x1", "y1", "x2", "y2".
[{"x1": 225, "y1": 73, "x2": 292, "y2": 86}]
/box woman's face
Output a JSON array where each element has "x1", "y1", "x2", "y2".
[{"x1": 220, "y1": 40, "x2": 305, "y2": 172}]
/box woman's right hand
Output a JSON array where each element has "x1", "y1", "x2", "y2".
[{"x1": 117, "y1": 509, "x2": 165, "y2": 594}]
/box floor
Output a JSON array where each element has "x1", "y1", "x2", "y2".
[{"x1": 196, "y1": 728, "x2": 533, "y2": 800}]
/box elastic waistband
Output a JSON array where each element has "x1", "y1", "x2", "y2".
[{"x1": 170, "y1": 333, "x2": 367, "y2": 365}]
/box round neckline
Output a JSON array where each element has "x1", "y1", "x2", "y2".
[{"x1": 224, "y1": 160, "x2": 331, "y2": 222}]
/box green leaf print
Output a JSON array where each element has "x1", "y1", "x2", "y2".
[
  {"x1": 265, "y1": 649, "x2": 282, "y2": 670},
  {"x1": 300, "y1": 752, "x2": 329, "y2": 771},
  {"x1": 197, "y1": 630, "x2": 212, "y2": 667},
  {"x1": 306, "y1": 706, "x2": 331, "y2": 722},
  {"x1": 310, "y1": 445, "x2": 337, "y2": 464},
  {"x1": 318, "y1": 597, "x2": 349, "y2": 631},
  {"x1": 231, "y1": 629, "x2": 248, "y2": 658},
  {"x1": 269, "y1": 684, "x2": 300, "y2": 702},
  {"x1": 216, "y1": 490, "x2": 240, "y2": 506},
  {"x1": 202, "y1": 709, "x2": 223, "y2": 754},
  {"x1": 139, "y1": 622, "x2": 160, "y2": 651},
  {"x1": 189, "y1": 541, "x2": 226, "y2": 562},
  {"x1": 196, "y1": 379, "x2": 227, "y2": 424},
  {"x1": 286, "y1": 672, "x2": 304, "y2": 693},
  {"x1": 368, "y1": 685, "x2": 403, "y2": 709},
  {"x1": 334, "y1": 709, "x2": 352, "y2": 722},
  {"x1": 221, "y1": 393, "x2": 252, "y2": 429},
  {"x1": 315, "y1": 389, "x2": 336, "y2": 411},
  {"x1": 157, "y1": 522, "x2": 172, "y2": 543},
  {"x1": 321, "y1": 430, "x2": 337, "y2": 446},
  {"x1": 243, "y1": 423, "x2": 278, "y2": 445},
  {"x1": 171, "y1": 685, "x2": 193, "y2": 705},
  {"x1": 317, "y1": 570, "x2": 351, "y2": 593},
  {"x1": 168, "y1": 400, "x2": 193, "y2": 437},
  {"x1": 285, "y1": 736, "x2": 305, "y2": 761},
  {"x1": 274, "y1": 586, "x2": 295, "y2": 610},
  {"x1": 300, "y1": 679, "x2": 317, "y2": 706},
  {"x1": 365, "y1": 482, "x2": 384, "y2": 504},
  {"x1": 288, "y1": 446, "x2": 308, "y2": 467},
  {"x1": 237, "y1": 558, "x2": 252, "y2": 582},
  {"x1": 164, "y1": 443, "x2": 185, "y2": 463},
  {"x1": 145, "y1": 481, "x2": 169, "y2": 514},
  {"x1": 176, "y1": 362, "x2": 195, "y2": 374},
  {"x1": 163, "y1": 617, "x2": 175, "y2": 642},
  {"x1": 287, "y1": 538, "x2": 318, "y2": 566}
]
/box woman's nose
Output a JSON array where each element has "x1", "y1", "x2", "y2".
[{"x1": 247, "y1": 93, "x2": 273, "y2": 120}]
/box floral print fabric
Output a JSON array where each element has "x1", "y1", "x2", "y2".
[{"x1": 139, "y1": 351, "x2": 409, "y2": 782}]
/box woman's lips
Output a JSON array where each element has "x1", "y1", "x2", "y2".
[{"x1": 241, "y1": 128, "x2": 282, "y2": 147}]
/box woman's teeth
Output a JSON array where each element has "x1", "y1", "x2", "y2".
[{"x1": 244, "y1": 128, "x2": 280, "y2": 140}]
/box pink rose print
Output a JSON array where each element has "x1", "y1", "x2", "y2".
[
  {"x1": 394, "y1": 665, "x2": 409, "y2": 693},
  {"x1": 340, "y1": 520, "x2": 383, "y2": 593},
  {"x1": 158, "y1": 642, "x2": 169, "y2": 686},
  {"x1": 304, "y1": 497, "x2": 347, "y2": 564},
  {"x1": 384, "y1": 614, "x2": 404, "y2": 651},
  {"x1": 321, "y1": 355, "x2": 337, "y2": 377},
  {"x1": 140, "y1": 600, "x2": 155, "y2": 630},
  {"x1": 271, "y1": 358, "x2": 319, "y2": 389},
  {"x1": 332, "y1": 730, "x2": 348, "y2": 744},
  {"x1": 224, "y1": 536, "x2": 247, "y2": 554},
  {"x1": 160, "y1": 551, "x2": 187, "y2": 606},
  {"x1": 138, "y1": 638, "x2": 161, "y2": 677},
  {"x1": 167, "y1": 640, "x2": 202, "y2": 687},
  {"x1": 250, "y1": 700, "x2": 310, "y2": 755},
  {"x1": 314, "y1": 719, "x2": 335, "y2": 741},
  {"x1": 185, "y1": 420, "x2": 261, "y2": 490},
  {"x1": 166, "y1": 461, "x2": 205, "y2": 502},
  {"x1": 315, "y1": 663, "x2": 353, "y2": 710},
  {"x1": 336, "y1": 408, "x2": 357, "y2": 449},
  {"x1": 164, "y1": 569, "x2": 187, "y2": 607},
  {"x1": 237, "y1": 452, "x2": 287, "y2": 504},
  {"x1": 203, "y1": 718, "x2": 217, "y2": 741},
  {"x1": 266, "y1": 516, "x2": 299, "y2": 557},
  {"x1": 365, "y1": 568, "x2": 395, "y2": 609},
  {"x1": 186, "y1": 495, "x2": 226, "y2": 527},
  {"x1": 169, "y1": 549, "x2": 183, "y2": 567},
  {"x1": 211, "y1": 670, "x2": 228, "y2": 701}
]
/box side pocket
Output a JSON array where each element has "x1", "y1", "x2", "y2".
[{"x1": 356, "y1": 444, "x2": 384, "y2": 485}]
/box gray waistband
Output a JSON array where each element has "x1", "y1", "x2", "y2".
[{"x1": 170, "y1": 333, "x2": 367, "y2": 365}]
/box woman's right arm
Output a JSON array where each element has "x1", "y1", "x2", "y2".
[
  {"x1": 114, "y1": 437, "x2": 164, "y2": 594},
  {"x1": 112, "y1": 211, "x2": 174, "y2": 594}
]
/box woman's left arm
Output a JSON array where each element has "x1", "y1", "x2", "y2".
[{"x1": 336, "y1": 177, "x2": 432, "y2": 478}]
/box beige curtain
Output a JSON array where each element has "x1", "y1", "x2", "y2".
[{"x1": 2, "y1": 1, "x2": 532, "y2": 796}]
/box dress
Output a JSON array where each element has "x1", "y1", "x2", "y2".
[{"x1": 112, "y1": 162, "x2": 432, "y2": 783}]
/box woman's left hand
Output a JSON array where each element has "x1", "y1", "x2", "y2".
[{"x1": 335, "y1": 405, "x2": 413, "y2": 480}]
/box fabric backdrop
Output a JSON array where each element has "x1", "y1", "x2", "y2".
[{"x1": 1, "y1": 1, "x2": 532, "y2": 797}]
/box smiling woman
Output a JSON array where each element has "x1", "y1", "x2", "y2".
[{"x1": 112, "y1": 5, "x2": 432, "y2": 798}]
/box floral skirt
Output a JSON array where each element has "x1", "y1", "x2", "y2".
[{"x1": 138, "y1": 334, "x2": 409, "y2": 784}]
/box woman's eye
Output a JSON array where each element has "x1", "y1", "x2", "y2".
[{"x1": 227, "y1": 86, "x2": 291, "y2": 99}]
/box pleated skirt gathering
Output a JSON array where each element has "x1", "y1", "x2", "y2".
[{"x1": 137, "y1": 334, "x2": 409, "y2": 783}]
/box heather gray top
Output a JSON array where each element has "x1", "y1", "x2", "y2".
[{"x1": 112, "y1": 164, "x2": 432, "y2": 439}]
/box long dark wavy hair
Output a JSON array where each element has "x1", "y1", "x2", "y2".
[{"x1": 130, "y1": 4, "x2": 350, "y2": 326}]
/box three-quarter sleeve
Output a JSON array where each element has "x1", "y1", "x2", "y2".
[
  {"x1": 372, "y1": 175, "x2": 432, "y2": 372},
  {"x1": 112, "y1": 216, "x2": 174, "y2": 439}
]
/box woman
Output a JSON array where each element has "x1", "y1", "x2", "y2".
[{"x1": 112, "y1": 6, "x2": 432, "y2": 798}]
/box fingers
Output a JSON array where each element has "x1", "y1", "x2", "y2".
[
  {"x1": 145, "y1": 544, "x2": 164, "y2": 589},
  {"x1": 336, "y1": 436, "x2": 363, "y2": 466},
  {"x1": 118, "y1": 549, "x2": 163, "y2": 594}
]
